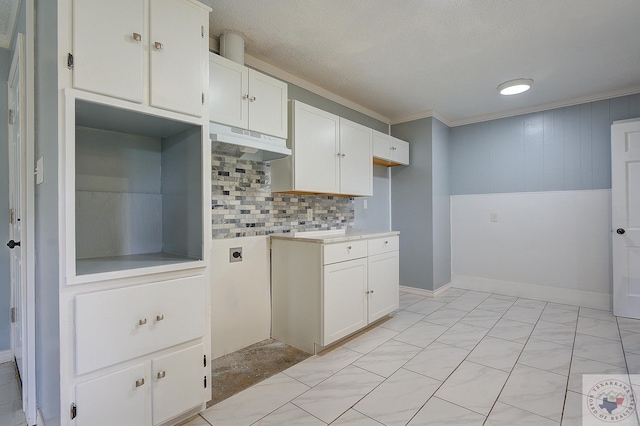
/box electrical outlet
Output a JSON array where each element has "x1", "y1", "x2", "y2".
[{"x1": 229, "y1": 247, "x2": 242, "y2": 262}]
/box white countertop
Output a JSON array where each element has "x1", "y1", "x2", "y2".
[{"x1": 270, "y1": 229, "x2": 399, "y2": 244}]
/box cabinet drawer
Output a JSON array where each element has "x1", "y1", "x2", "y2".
[
  {"x1": 75, "y1": 275, "x2": 206, "y2": 375},
  {"x1": 367, "y1": 236, "x2": 399, "y2": 256},
  {"x1": 323, "y1": 240, "x2": 368, "y2": 265}
]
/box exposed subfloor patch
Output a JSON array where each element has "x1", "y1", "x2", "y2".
[{"x1": 208, "y1": 338, "x2": 310, "y2": 407}]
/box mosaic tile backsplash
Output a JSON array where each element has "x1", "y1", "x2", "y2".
[{"x1": 212, "y1": 155, "x2": 354, "y2": 239}]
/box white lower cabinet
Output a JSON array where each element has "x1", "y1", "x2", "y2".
[{"x1": 271, "y1": 234, "x2": 399, "y2": 354}]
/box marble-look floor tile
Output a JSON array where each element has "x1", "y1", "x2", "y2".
[
  {"x1": 332, "y1": 410, "x2": 383, "y2": 425},
  {"x1": 457, "y1": 290, "x2": 492, "y2": 300},
  {"x1": 393, "y1": 321, "x2": 449, "y2": 348},
  {"x1": 0, "y1": 367, "x2": 16, "y2": 387},
  {"x1": 283, "y1": 346, "x2": 362, "y2": 387},
  {"x1": 489, "y1": 294, "x2": 518, "y2": 302},
  {"x1": 502, "y1": 305, "x2": 543, "y2": 324},
  {"x1": 485, "y1": 401, "x2": 559, "y2": 425},
  {"x1": 200, "y1": 373, "x2": 309, "y2": 426},
  {"x1": 0, "y1": 400, "x2": 27, "y2": 426},
  {"x1": 442, "y1": 287, "x2": 468, "y2": 296},
  {"x1": 253, "y1": 403, "x2": 325, "y2": 425},
  {"x1": 488, "y1": 318, "x2": 535, "y2": 344},
  {"x1": 353, "y1": 340, "x2": 421, "y2": 377},
  {"x1": 407, "y1": 397, "x2": 486, "y2": 426},
  {"x1": 0, "y1": 381, "x2": 20, "y2": 405},
  {"x1": 436, "y1": 322, "x2": 488, "y2": 350},
  {"x1": 422, "y1": 308, "x2": 468, "y2": 327},
  {"x1": 518, "y1": 338, "x2": 572, "y2": 376},
  {"x1": 540, "y1": 303, "x2": 579, "y2": 325},
  {"x1": 399, "y1": 293, "x2": 426, "y2": 310},
  {"x1": 530, "y1": 320, "x2": 576, "y2": 346},
  {"x1": 573, "y1": 333, "x2": 627, "y2": 367},
  {"x1": 621, "y1": 330, "x2": 640, "y2": 355},
  {"x1": 434, "y1": 361, "x2": 509, "y2": 416},
  {"x1": 498, "y1": 364, "x2": 568, "y2": 422},
  {"x1": 475, "y1": 297, "x2": 514, "y2": 313},
  {"x1": 444, "y1": 297, "x2": 483, "y2": 312},
  {"x1": 403, "y1": 342, "x2": 470, "y2": 381},
  {"x1": 174, "y1": 414, "x2": 211, "y2": 426},
  {"x1": 513, "y1": 298, "x2": 547, "y2": 310},
  {"x1": 561, "y1": 390, "x2": 584, "y2": 426},
  {"x1": 292, "y1": 366, "x2": 384, "y2": 424},
  {"x1": 403, "y1": 299, "x2": 447, "y2": 316},
  {"x1": 378, "y1": 310, "x2": 425, "y2": 332},
  {"x1": 354, "y1": 368, "x2": 441, "y2": 426},
  {"x1": 625, "y1": 352, "x2": 640, "y2": 374},
  {"x1": 466, "y1": 336, "x2": 523, "y2": 372},
  {"x1": 618, "y1": 317, "x2": 640, "y2": 333},
  {"x1": 342, "y1": 326, "x2": 399, "y2": 355},
  {"x1": 567, "y1": 356, "x2": 628, "y2": 394},
  {"x1": 577, "y1": 316, "x2": 621, "y2": 341},
  {"x1": 459, "y1": 309, "x2": 503, "y2": 328},
  {"x1": 579, "y1": 307, "x2": 616, "y2": 322}
]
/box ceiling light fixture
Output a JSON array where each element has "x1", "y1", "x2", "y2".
[{"x1": 497, "y1": 78, "x2": 533, "y2": 95}]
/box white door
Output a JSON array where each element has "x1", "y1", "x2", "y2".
[
  {"x1": 612, "y1": 118, "x2": 640, "y2": 319},
  {"x1": 339, "y1": 118, "x2": 373, "y2": 196},
  {"x1": 247, "y1": 69, "x2": 288, "y2": 138},
  {"x1": 209, "y1": 53, "x2": 248, "y2": 128}
]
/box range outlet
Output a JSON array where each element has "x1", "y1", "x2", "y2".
[{"x1": 230, "y1": 247, "x2": 243, "y2": 262}]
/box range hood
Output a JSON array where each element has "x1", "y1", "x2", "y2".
[{"x1": 210, "y1": 122, "x2": 291, "y2": 161}]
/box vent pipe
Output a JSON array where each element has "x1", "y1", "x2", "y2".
[{"x1": 219, "y1": 32, "x2": 245, "y2": 65}]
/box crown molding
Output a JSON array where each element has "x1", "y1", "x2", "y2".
[{"x1": 390, "y1": 110, "x2": 453, "y2": 127}]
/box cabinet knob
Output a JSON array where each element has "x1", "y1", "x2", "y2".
[
  {"x1": 135, "y1": 378, "x2": 145, "y2": 387},
  {"x1": 132, "y1": 32, "x2": 142, "y2": 42},
  {"x1": 242, "y1": 94, "x2": 249, "y2": 100},
  {"x1": 249, "y1": 96, "x2": 256, "y2": 102},
  {"x1": 138, "y1": 318, "x2": 147, "y2": 326},
  {"x1": 157, "y1": 370, "x2": 166, "y2": 380},
  {"x1": 154, "y1": 41, "x2": 164, "y2": 50},
  {"x1": 384, "y1": 240, "x2": 389, "y2": 244},
  {"x1": 156, "y1": 314, "x2": 164, "y2": 322},
  {"x1": 341, "y1": 153, "x2": 346, "y2": 157},
  {"x1": 347, "y1": 246, "x2": 352, "y2": 250}
]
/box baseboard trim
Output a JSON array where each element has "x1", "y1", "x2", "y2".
[
  {"x1": 0, "y1": 350, "x2": 13, "y2": 363},
  {"x1": 37, "y1": 408, "x2": 45, "y2": 426},
  {"x1": 451, "y1": 275, "x2": 612, "y2": 310},
  {"x1": 400, "y1": 282, "x2": 453, "y2": 299}
]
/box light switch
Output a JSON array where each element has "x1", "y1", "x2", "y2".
[{"x1": 491, "y1": 211, "x2": 498, "y2": 222}]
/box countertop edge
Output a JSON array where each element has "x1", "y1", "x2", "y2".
[{"x1": 269, "y1": 231, "x2": 400, "y2": 244}]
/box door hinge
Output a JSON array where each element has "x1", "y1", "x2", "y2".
[
  {"x1": 70, "y1": 403, "x2": 77, "y2": 420},
  {"x1": 202, "y1": 92, "x2": 205, "y2": 105},
  {"x1": 204, "y1": 376, "x2": 207, "y2": 388},
  {"x1": 9, "y1": 209, "x2": 14, "y2": 225},
  {"x1": 203, "y1": 354, "x2": 207, "y2": 367},
  {"x1": 8, "y1": 109, "x2": 15, "y2": 125},
  {"x1": 201, "y1": 25, "x2": 204, "y2": 38},
  {"x1": 67, "y1": 53, "x2": 74, "y2": 70},
  {"x1": 10, "y1": 307, "x2": 15, "y2": 323}
]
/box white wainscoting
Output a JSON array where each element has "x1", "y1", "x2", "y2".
[
  {"x1": 451, "y1": 190, "x2": 612, "y2": 310},
  {"x1": 210, "y1": 236, "x2": 271, "y2": 359}
]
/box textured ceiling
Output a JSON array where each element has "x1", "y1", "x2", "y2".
[{"x1": 209, "y1": 0, "x2": 640, "y2": 125}]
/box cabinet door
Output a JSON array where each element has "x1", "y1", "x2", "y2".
[
  {"x1": 150, "y1": 0, "x2": 205, "y2": 116},
  {"x1": 209, "y1": 53, "x2": 248, "y2": 129},
  {"x1": 372, "y1": 131, "x2": 392, "y2": 160},
  {"x1": 339, "y1": 119, "x2": 373, "y2": 196},
  {"x1": 75, "y1": 363, "x2": 148, "y2": 426},
  {"x1": 152, "y1": 344, "x2": 205, "y2": 425},
  {"x1": 367, "y1": 252, "x2": 399, "y2": 323},
  {"x1": 391, "y1": 137, "x2": 410, "y2": 166},
  {"x1": 293, "y1": 102, "x2": 340, "y2": 193},
  {"x1": 72, "y1": 0, "x2": 145, "y2": 103},
  {"x1": 248, "y1": 69, "x2": 288, "y2": 138},
  {"x1": 323, "y1": 258, "x2": 368, "y2": 345}
]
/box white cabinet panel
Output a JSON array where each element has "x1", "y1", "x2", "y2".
[
  {"x1": 209, "y1": 52, "x2": 248, "y2": 129},
  {"x1": 152, "y1": 344, "x2": 204, "y2": 425},
  {"x1": 339, "y1": 118, "x2": 373, "y2": 196},
  {"x1": 368, "y1": 252, "x2": 399, "y2": 323},
  {"x1": 367, "y1": 236, "x2": 399, "y2": 256},
  {"x1": 323, "y1": 258, "x2": 368, "y2": 345},
  {"x1": 149, "y1": 0, "x2": 205, "y2": 116},
  {"x1": 72, "y1": 0, "x2": 145, "y2": 103},
  {"x1": 391, "y1": 137, "x2": 410, "y2": 165},
  {"x1": 75, "y1": 363, "x2": 148, "y2": 426},
  {"x1": 75, "y1": 276, "x2": 205, "y2": 374},
  {"x1": 248, "y1": 69, "x2": 288, "y2": 138},
  {"x1": 372, "y1": 130, "x2": 409, "y2": 166},
  {"x1": 323, "y1": 240, "x2": 368, "y2": 265}
]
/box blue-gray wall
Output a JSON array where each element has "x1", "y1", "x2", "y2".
[
  {"x1": 432, "y1": 119, "x2": 451, "y2": 289},
  {"x1": 353, "y1": 165, "x2": 390, "y2": 231},
  {"x1": 450, "y1": 94, "x2": 640, "y2": 195},
  {"x1": 0, "y1": 47, "x2": 11, "y2": 352}
]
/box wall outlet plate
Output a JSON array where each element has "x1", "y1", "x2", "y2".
[{"x1": 230, "y1": 247, "x2": 242, "y2": 262}]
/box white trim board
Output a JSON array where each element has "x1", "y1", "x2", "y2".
[
  {"x1": 400, "y1": 283, "x2": 452, "y2": 299},
  {"x1": 451, "y1": 275, "x2": 612, "y2": 311},
  {"x1": 0, "y1": 350, "x2": 13, "y2": 363}
]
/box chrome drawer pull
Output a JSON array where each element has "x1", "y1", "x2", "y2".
[
  {"x1": 347, "y1": 246, "x2": 352, "y2": 250},
  {"x1": 154, "y1": 41, "x2": 164, "y2": 50},
  {"x1": 157, "y1": 371, "x2": 166, "y2": 379},
  {"x1": 156, "y1": 314, "x2": 164, "y2": 322},
  {"x1": 132, "y1": 32, "x2": 141, "y2": 42},
  {"x1": 384, "y1": 240, "x2": 389, "y2": 244},
  {"x1": 135, "y1": 378, "x2": 145, "y2": 387},
  {"x1": 138, "y1": 318, "x2": 147, "y2": 326}
]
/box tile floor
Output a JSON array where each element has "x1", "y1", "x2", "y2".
[
  {"x1": 0, "y1": 361, "x2": 27, "y2": 426},
  {"x1": 186, "y1": 288, "x2": 640, "y2": 426}
]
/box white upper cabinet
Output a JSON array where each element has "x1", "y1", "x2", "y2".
[
  {"x1": 71, "y1": 0, "x2": 209, "y2": 117},
  {"x1": 270, "y1": 100, "x2": 372, "y2": 197},
  {"x1": 372, "y1": 130, "x2": 410, "y2": 166},
  {"x1": 209, "y1": 53, "x2": 288, "y2": 138}
]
